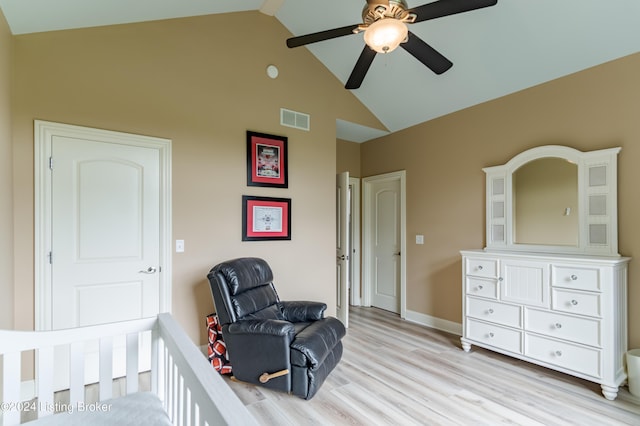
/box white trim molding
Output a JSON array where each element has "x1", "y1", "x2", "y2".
[
  {"x1": 362, "y1": 170, "x2": 407, "y2": 318},
  {"x1": 405, "y1": 310, "x2": 462, "y2": 336},
  {"x1": 34, "y1": 120, "x2": 172, "y2": 331}
]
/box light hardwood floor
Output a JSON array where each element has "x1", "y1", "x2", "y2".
[{"x1": 224, "y1": 306, "x2": 640, "y2": 426}]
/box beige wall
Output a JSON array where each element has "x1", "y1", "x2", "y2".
[
  {"x1": 336, "y1": 139, "x2": 361, "y2": 177},
  {"x1": 0, "y1": 9, "x2": 13, "y2": 329},
  {"x1": 360, "y1": 52, "x2": 640, "y2": 348},
  {"x1": 10, "y1": 12, "x2": 382, "y2": 343},
  {"x1": 8, "y1": 9, "x2": 640, "y2": 351}
]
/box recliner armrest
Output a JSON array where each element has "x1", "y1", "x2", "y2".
[
  {"x1": 280, "y1": 301, "x2": 326, "y2": 322},
  {"x1": 227, "y1": 319, "x2": 296, "y2": 338},
  {"x1": 290, "y1": 317, "x2": 345, "y2": 368}
]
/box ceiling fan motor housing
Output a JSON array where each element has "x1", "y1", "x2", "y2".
[{"x1": 362, "y1": 0, "x2": 416, "y2": 25}]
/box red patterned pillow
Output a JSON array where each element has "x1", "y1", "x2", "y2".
[{"x1": 205, "y1": 314, "x2": 232, "y2": 375}]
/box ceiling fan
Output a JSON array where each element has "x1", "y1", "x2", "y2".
[{"x1": 286, "y1": 0, "x2": 498, "y2": 89}]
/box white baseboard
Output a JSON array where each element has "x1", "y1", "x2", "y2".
[{"x1": 404, "y1": 310, "x2": 462, "y2": 336}]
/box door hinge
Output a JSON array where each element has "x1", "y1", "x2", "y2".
[
  {"x1": 49, "y1": 157, "x2": 53, "y2": 170},
  {"x1": 48, "y1": 251, "x2": 53, "y2": 264}
]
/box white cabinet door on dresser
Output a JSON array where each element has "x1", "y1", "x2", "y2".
[{"x1": 460, "y1": 250, "x2": 630, "y2": 400}]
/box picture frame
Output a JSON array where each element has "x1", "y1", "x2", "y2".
[
  {"x1": 246, "y1": 131, "x2": 288, "y2": 188},
  {"x1": 242, "y1": 196, "x2": 291, "y2": 241}
]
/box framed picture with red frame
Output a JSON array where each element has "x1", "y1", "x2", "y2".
[
  {"x1": 246, "y1": 131, "x2": 288, "y2": 188},
  {"x1": 242, "y1": 196, "x2": 291, "y2": 241}
]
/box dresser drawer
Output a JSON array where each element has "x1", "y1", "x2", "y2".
[
  {"x1": 552, "y1": 289, "x2": 601, "y2": 318},
  {"x1": 552, "y1": 266, "x2": 600, "y2": 292},
  {"x1": 466, "y1": 258, "x2": 498, "y2": 278},
  {"x1": 525, "y1": 334, "x2": 601, "y2": 378},
  {"x1": 466, "y1": 319, "x2": 522, "y2": 354},
  {"x1": 467, "y1": 297, "x2": 521, "y2": 328},
  {"x1": 466, "y1": 277, "x2": 498, "y2": 299},
  {"x1": 525, "y1": 308, "x2": 601, "y2": 347}
]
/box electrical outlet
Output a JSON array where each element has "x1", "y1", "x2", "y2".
[
  {"x1": 176, "y1": 240, "x2": 185, "y2": 253},
  {"x1": 416, "y1": 235, "x2": 424, "y2": 245}
]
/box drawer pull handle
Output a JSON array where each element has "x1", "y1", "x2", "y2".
[
  {"x1": 488, "y1": 309, "x2": 494, "y2": 314},
  {"x1": 498, "y1": 277, "x2": 504, "y2": 282},
  {"x1": 571, "y1": 275, "x2": 578, "y2": 281},
  {"x1": 571, "y1": 299, "x2": 578, "y2": 306},
  {"x1": 488, "y1": 332, "x2": 494, "y2": 338},
  {"x1": 478, "y1": 265, "x2": 483, "y2": 270},
  {"x1": 555, "y1": 323, "x2": 562, "y2": 329},
  {"x1": 478, "y1": 285, "x2": 484, "y2": 290},
  {"x1": 555, "y1": 350, "x2": 563, "y2": 357}
]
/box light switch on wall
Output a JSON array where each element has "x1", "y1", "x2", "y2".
[
  {"x1": 176, "y1": 240, "x2": 185, "y2": 253},
  {"x1": 416, "y1": 235, "x2": 424, "y2": 245}
]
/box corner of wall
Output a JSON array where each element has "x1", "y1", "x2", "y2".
[{"x1": 0, "y1": 7, "x2": 14, "y2": 329}]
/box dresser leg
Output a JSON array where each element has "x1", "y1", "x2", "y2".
[
  {"x1": 601, "y1": 384, "x2": 619, "y2": 400},
  {"x1": 460, "y1": 338, "x2": 472, "y2": 353}
]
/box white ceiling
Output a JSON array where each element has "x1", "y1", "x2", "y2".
[{"x1": 1, "y1": 0, "x2": 639, "y2": 142}]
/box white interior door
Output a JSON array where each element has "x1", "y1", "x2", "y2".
[
  {"x1": 336, "y1": 171, "x2": 349, "y2": 327},
  {"x1": 52, "y1": 135, "x2": 161, "y2": 328},
  {"x1": 363, "y1": 171, "x2": 406, "y2": 315},
  {"x1": 34, "y1": 121, "x2": 171, "y2": 389}
]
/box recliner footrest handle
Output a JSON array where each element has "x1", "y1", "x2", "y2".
[{"x1": 259, "y1": 369, "x2": 289, "y2": 383}]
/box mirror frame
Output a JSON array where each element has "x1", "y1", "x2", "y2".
[{"x1": 483, "y1": 145, "x2": 621, "y2": 256}]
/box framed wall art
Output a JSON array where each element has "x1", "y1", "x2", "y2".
[
  {"x1": 246, "y1": 131, "x2": 288, "y2": 188},
  {"x1": 242, "y1": 196, "x2": 291, "y2": 241}
]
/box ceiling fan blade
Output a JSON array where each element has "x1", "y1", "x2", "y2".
[
  {"x1": 410, "y1": 0, "x2": 497, "y2": 24},
  {"x1": 345, "y1": 46, "x2": 377, "y2": 90},
  {"x1": 401, "y1": 31, "x2": 453, "y2": 75},
  {"x1": 286, "y1": 24, "x2": 360, "y2": 48}
]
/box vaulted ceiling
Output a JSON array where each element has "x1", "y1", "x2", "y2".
[{"x1": 1, "y1": 0, "x2": 639, "y2": 142}]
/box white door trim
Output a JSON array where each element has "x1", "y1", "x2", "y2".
[
  {"x1": 34, "y1": 120, "x2": 172, "y2": 331},
  {"x1": 336, "y1": 171, "x2": 349, "y2": 327},
  {"x1": 362, "y1": 170, "x2": 406, "y2": 318},
  {"x1": 348, "y1": 177, "x2": 361, "y2": 306}
]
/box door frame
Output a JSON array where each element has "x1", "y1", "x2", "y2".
[
  {"x1": 34, "y1": 120, "x2": 172, "y2": 331},
  {"x1": 336, "y1": 171, "x2": 350, "y2": 327},
  {"x1": 348, "y1": 177, "x2": 361, "y2": 306},
  {"x1": 362, "y1": 170, "x2": 407, "y2": 318}
]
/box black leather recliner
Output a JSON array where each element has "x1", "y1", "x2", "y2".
[{"x1": 207, "y1": 257, "x2": 346, "y2": 400}]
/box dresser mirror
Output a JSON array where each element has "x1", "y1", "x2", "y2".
[
  {"x1": 513, "y1": 157, "x2": 578, "y2": 246},
  {"x1": 483, "y1": 145, "x2": 621, "y2": 256}
]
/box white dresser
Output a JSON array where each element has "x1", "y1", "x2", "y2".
[{"x1": 461, "y1": 249, "x2": 629, "y2": 400}]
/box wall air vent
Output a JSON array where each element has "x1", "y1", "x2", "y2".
[{"x1": 280, "y1": 108, "x2": 310, "y2": 131}]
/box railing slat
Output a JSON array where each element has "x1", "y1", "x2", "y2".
[
  {"x1": 151, "y1": 325, "x2": 160, "y2": 396},
  {"x1": 185, "y1": 385, "x2": 192, "y2": 426},
  {"x1": 171, "y1": 358, "x2": 178, "y2": 424},
  {"x1": 126, "y1": 332, "x2": 139, "y2": 394},
  {"x1": 2, "y1": 351, "x2": 22, "y2": 425},
  {"x1": 69, "y1": 341, "x2": 85, "y2": 406},
  {"x1": 178, "y1": 370, "x2": 186, "y2": 425},
  {"x1": 99, "y1": 336, "x2": 113, "y2": 400},
  {"x1": 37, "y1": 346, "x2": 55, "y2": 418}
]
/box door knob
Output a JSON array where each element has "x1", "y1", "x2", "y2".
[
  {"x1": 337, "y1": 254, "x2": 349, "y2": 261},
  {"x1": 139, "y1": 266, "x2": 157, "y2": 274}
]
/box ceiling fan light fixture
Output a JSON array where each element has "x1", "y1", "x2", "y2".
[{"x1": 363, "y1": 18, "x2": 408, "y2": 53}]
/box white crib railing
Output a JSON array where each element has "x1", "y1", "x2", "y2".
[{"x1": 0, "y1": 313, "x2": 256, "y2": 426}]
